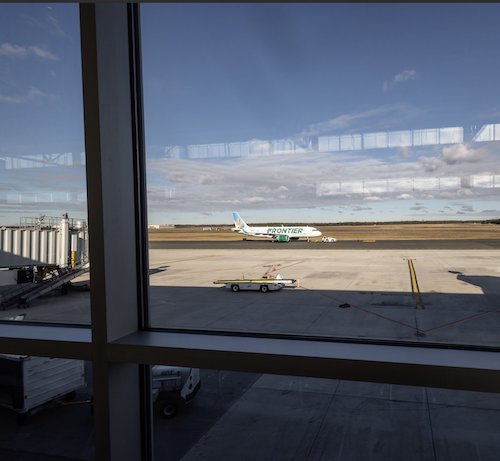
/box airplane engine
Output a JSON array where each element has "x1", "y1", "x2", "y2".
[{"x1": 275, "y1": 235, "x2": 290, "y2": 243}]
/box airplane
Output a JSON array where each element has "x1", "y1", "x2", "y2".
[{"x1": 232, "y1": 212, "x2": 322, "y2": 242}]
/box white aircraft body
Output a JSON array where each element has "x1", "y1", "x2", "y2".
[{"x1": 232, "y1": 212, "x2": 322, "y2": 242}]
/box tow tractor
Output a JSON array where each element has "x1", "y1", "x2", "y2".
[
  {"x1": 152, "y1": 366, "x2": 201, "y2": 418},
  {"x1": 213, "y1": 273, "x2": 297, "y2": 293}
]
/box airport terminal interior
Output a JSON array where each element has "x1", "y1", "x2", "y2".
[{"x1": 1, "y1": 3, "x2": 500, "y2": 460}]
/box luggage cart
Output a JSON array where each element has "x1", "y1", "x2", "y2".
[
  {"x1": 214, "y1": 273, "x2": 297, "y2": 293},
  {"x1": 0, "y1": 354, "x2": 86, "y2": 424}
]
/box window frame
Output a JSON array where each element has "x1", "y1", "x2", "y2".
[{"x1": 0, "y1": 4, "x2": 498, "y2": 460}]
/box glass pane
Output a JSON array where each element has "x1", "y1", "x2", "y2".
[
  {"x1": 152, "y1": 368, "x2": 500, "y2": 460},
  {"x1": 0, "y1": 353, "x2": 93, "y2": 460},
  {"x1": 142, "y1": 4, "x2": 500, "y2": 346},
  {"x1": 0, "y1": 4, "x2": 90, "y2": 325}
]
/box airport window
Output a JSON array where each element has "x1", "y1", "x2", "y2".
[
  {"x1": 142, "y1": 3, "x2": 500, "y2": 347},
  {"x1": 0, "y1": 4, "x2": 90, "y2": 326},
  {"x1": 0, "y1": 354, "x2": 94, "y2": 460},
  {"x1": 0, "y1": 4, "x2": 500, "y2": 460},
  {"x1": 152, "y1": 370, "x2": 500, "y2": 461}
]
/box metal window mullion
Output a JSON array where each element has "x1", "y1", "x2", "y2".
[
  {"x1": 127, "y1": 5, "x2": 153, "y2": 459},
  {"x1": 107, "y1": 331, "x2": 500, "y2": 394},
  {"x1": 80, "y1": 4, "x2": 151, "y2": 461}
]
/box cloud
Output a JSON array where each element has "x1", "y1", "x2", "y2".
[
  {"x1": 29, "y1": 46, "x2": 58, "y2": 61},
  {"x1": 441, "y1": 143, "x2": 485, "y2": 164},
  {"x1": 397, "y1": 146, "x2": 413, "y2": 159},
  {"x1": 246, "y1": 196, "x2": 268, "y2": 204},
  {"x1": 383, "y1": 69, "x2": 417, "y2": 92},
  {"x1": 0, "y1": 43, "x2": 58, "y2": 61},
  {"x1": 0, "y1": 86, "x2": 53, "y2": 104},
  {"x1": 419, "y1": 156, "x2": 444, "y2": 172},
  {"x1": 410, "y1": 205, "x2": 427, "y2": 211},
  {"x1": 396, "y1": 193, "x2": 414, "y2": 200},
  {"x1": 146, "y1": 140, "x2": 500, "y2": 215},
  {"x1": 0, "y1": 43, "x2": 28, "y2": 58},
  {"x1": 437, "y1": 189, "x2": 474, "y2": 199},
  {"x1": 298, "y1": 106, "x2": 400, "y2": 136},
  {"x1": 21, "y1": 13, "x2": 73, "y2": 42},
  {"x1": 351, "y1": 206, "x2": 372, "y2": 211},
  {"x1": 46, "y1": 14, "x2": 72, "y2": 41},
  {"x1": 417, "y1": 143, "x2": 489, "y2": 173}
]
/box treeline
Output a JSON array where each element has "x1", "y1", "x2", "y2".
[{"x1": 169, "y1": 219, "x2": 500, "y2": 228}]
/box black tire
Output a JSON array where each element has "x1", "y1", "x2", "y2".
[
  {"x1": 231, "y1": 285, "x2": 240, "y2": 292},
  {"x1": 260, "y1": 285, "x2": 269, "y2": 293},
  {"x1": 162, "y1": 402, "x2": 177, "y2": 418}
]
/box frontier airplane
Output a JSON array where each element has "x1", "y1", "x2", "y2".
[{"x1": 232, "y1": 212, "x2": 322, "y2": 242}]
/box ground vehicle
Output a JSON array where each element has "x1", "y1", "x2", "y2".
[
  {"x1": 214, "y1": 274, "x2": 297, "y2": 292},
  {"x1": 321, "y1": 236, "x2": 337, "y2": 243},
  {"x1": 152, "y1": 366, "x2": 201, "y2": 418},
  {"x1": 0, "y1": 354, "x2": 86, "y2": 424}
]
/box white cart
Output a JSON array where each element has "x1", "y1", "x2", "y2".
[{"x1": 0, "y1": 354, "x2": 86, "y2": 424}]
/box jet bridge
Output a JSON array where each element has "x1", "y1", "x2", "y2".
[
  {"x1": 0, "y1": 265, "x2": 89, "y2": 310},
  {"x1": 0, "y1": 214, "x2": 89, "y2": 309}
]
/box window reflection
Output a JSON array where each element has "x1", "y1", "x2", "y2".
[
  {"x1": 153, "y1": 370, "x2": 500, "y2": 461},
  {"x1": 143, "y1": 3, "x2": 500, "y2": 345},
  {"x1": 0, "y1": 4, "x2": 89, "y2": 324},
  {"x1": 0, "y1": 354, "x2": 93, "y2": 459}
]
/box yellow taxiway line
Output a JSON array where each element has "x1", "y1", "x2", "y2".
[{"x1": 407, "y1": 259, "x2": 424, "y2": 309}]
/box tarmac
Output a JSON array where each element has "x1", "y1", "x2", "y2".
[{"x1": 1, "y1": 240, "x2": 500, "y2": 460}]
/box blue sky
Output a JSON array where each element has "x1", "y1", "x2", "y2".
[{"x1": 1, "y1": 4, "x2": 500, "y2": 225}]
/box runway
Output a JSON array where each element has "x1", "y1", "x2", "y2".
[{"x1": 149, "y1": 239, "x2": 500, "y2": 250}]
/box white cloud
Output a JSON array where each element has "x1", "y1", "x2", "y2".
[
  {"x1": 419, "y1": 156, "x2": 444, "y2": 172},
  {"x1": 246, "y1": 196, "x2": 268, "y2": 204},
  {"x1": 22, "y1": 13, "x2": 73, "y2": 42},
  {"x1": 299, "y1": 106, "x2": 397, "y2": 136},
  {"x1": 146, "y1": 141, "x2": 500, "y2": 215},
  {"x1": 0, "y1": 43, "x2": 28, "y2": 58},
  {"x1": 0, "y1": 86, "x2": 51, "y2": 104},
  {"x1": 437, "y1": 189, "x2": 474, "y2": 199},
  {"x1": 0, "y1": 43, "x2": 58, "y2": 61},
  {"x1": 396, "y1": 193, "x2": 414, "y2": 200},
  {"x1": 46, "y1": 14, "x2": 72, "y2": 41},
  {"x1": 441, "y1": 143, "x2": 485, "y2": 164},
  {"x1": 383, "y1": 69, "x2": 417, "y2": 92},
  {"x1": 28, "y1": 46, "x2": 58, "y2": 61},
  {"x1": 397, "y1": 146, "x2": 413, "y2": 159}
]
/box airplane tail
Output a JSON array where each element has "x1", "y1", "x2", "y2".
[{"x1": 232, "y1": 212, "x2": 249, "y2": 231}]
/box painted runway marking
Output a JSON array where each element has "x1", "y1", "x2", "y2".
[{"x1": 408, "y1": 259, "x2": 424, "y2": 310}]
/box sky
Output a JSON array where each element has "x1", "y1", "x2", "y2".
[{"x1": 1, "y1": 4, "x2": 500, "y2": 225}]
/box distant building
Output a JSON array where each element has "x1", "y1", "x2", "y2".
[{"x1": 148, "y1": 224, "x2": 175, "y2": 229}]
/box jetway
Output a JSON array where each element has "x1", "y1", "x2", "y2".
[
  {"x1": 0, "y1": 266, "x2": 89, "y2": 310},
  {"x1": 0, "y1": 214, "x2": 89, "y2": 309},
  {"x1": 0, "y1": 214, "x2": 88, "y2": 269}
]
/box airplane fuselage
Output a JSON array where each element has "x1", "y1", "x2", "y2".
[
  {"x1": 231, "y1": 212, "x2": 322, "y2": 241},
  {"x1": 237, "y1": 225, "x2": 321, "y2": 239}
]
